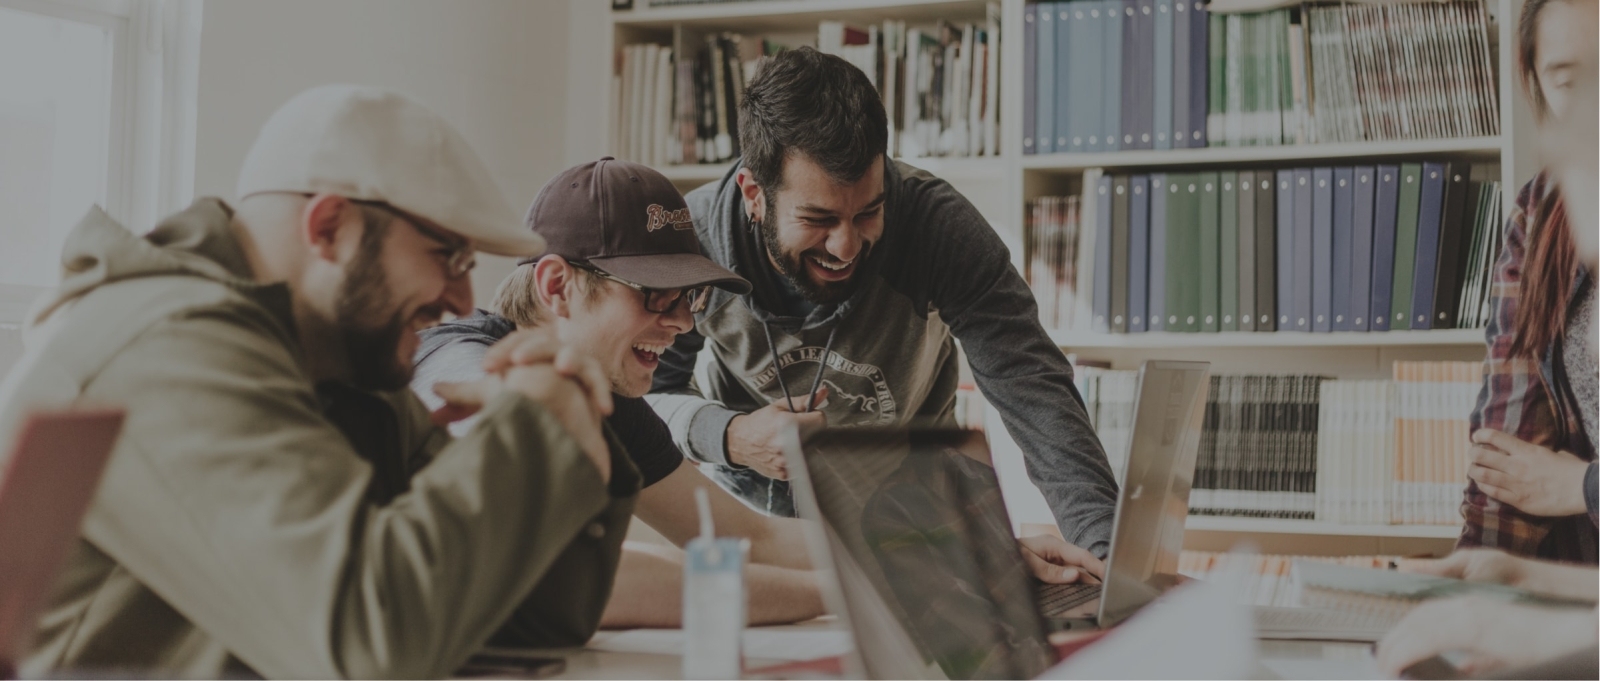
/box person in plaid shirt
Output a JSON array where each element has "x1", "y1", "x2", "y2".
[{"x1": 1458, "y1": 0, "x2": 1599, "y2": 564}]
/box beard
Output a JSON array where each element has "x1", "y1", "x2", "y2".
[
  {"x1": 756, "y1": 207, "x2": 872, "y2": 306},
  {"x1": 333, "y1": 232, "x2": 416, "y2": 391}
]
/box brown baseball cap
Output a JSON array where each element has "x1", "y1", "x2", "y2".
[{"x1": 523, "y1": 157, "x2": 751, "y2": 295}]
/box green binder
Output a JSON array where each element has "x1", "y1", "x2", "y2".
[
  {"x1": 1200, "y1": 171, "x2": 1221, "y2": 332},
  {"x1": 1166, "y1": 173, "x2": 1195, "y2": 331},
  {"x1": 1390, "y1": 163, "x2": 1423, "y2": 330},
  {"x1": 1221, "y1": 172, "x2": 1240, "y2": 330}
]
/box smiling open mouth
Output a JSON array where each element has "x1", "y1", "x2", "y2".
[
  {"x1": 631, "y1": 341, "x2": 668, "y2": 366},
  {"x1": 807, "y1": 255, "x2": 855, "y2": 281}
]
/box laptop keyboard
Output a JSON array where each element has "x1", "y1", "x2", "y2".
[{"x1": 1037, "y1": 581, "x2": 1101, "y2": 617}]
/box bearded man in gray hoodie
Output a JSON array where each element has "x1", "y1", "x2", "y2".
[{"x1": 646, "y1": 47, "x2": 1119, "y2": 570}]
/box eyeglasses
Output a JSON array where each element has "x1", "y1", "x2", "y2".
[
  {"x1": 353, "y1": 199, "x2": 477, "y2": 278},
  {"x1": 570, "y1": 262, "x2": 712, "y2": 315}
]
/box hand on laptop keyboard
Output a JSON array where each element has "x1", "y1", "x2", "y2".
[{"x1": 1019, "y1": 534, "x2": 1106, "y2": 583}]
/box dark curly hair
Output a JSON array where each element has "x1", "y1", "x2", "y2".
[{"x1": 737, "y1": 46, "x2": 888, "y2": 194}]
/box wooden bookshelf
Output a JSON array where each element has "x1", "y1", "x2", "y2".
[{"x1": 571, "y1": 0, "x2": 1527, "y2": 552}]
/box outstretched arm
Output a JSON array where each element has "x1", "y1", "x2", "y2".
[{"x1": 599, "y1": 542, "x2": 824, "y2": 628}]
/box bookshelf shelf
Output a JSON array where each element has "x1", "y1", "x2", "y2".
[
  {"x1": 1020, "y1": 136, "x2": 1507, "y2": 173},
  {"x1": 1186, "y1": 516, "x2": 1463, "y2": 539},
  {"x1": 656, "y1": 162, "x2": 733, "y2": 183},
  {"x1": 652, "y1": 155, "x2": 1006, "y2": 185},
  {"x1": 615, "y1": 0, "x2": 990, "y2": 31},
  {"x1": 1049, "y1": 328, "x2": 1484, "y2": 349}
]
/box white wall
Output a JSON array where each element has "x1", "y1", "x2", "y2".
[{"x1": 193, "y1": 0, "x2": 573, "y2": 305}]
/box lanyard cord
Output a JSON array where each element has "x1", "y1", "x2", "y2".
[
  {"x1": 760, "y1": 322, "x2": 838, "y2": 413},
  {"x1": 760, "y1": 321, "x2": 838, "y2": 516}
]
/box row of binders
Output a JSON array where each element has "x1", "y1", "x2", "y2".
[
  {"x1": 611, "y1": 6, "x2": 1003, "y2": 168},
  {"x1": 1025, "y1": 0, "x2": 1210, "y2": 153},
  {"x1": 1078, "y1": 361, "x2": 1482, "y2": 525},
  {"x1": 1026, "y1": 162, "x2": 1505, "y2": 334},
  {"x1": 1023, "y1": 0, "x2": 1498, "y2": 154}
]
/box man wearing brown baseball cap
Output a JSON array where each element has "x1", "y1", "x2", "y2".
[
  {"x1": 414, "y1": 158, "x2": 827, "y2": 628},
  {"x1": 1, "y1": 85, "x2": 634, "y2": 678}
]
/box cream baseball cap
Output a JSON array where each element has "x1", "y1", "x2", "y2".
[{"x1": 236, "y1": 84, "x2": 544, "y2": 257}]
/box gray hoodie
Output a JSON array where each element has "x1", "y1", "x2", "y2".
[{"x1": 645, "y1": 159, "x2": 1118, "y2": 555}]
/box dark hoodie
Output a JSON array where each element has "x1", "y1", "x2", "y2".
[
  {"x1": 413, "y1": 310, "x2": 683, "y2": 488},
  {"x1": 645, "y1": 159, "x2": 1119, "y2": 556}
]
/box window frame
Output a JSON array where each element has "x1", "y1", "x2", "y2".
[{"x1": 0, "y1": 0, "x2": 201, "y2": 325}]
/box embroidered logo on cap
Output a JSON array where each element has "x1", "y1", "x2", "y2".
[{"x1": 646, "y1": 204, "x2": 693, "y2": 232}]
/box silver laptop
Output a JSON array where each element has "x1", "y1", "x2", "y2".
[{"x1": 783, "y1": 360, "x2": 1210, "y2": 679}]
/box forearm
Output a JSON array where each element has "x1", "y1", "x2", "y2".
[
  {"x1": 1518, "y1": 560, "x2": 1600, "y2": 602},
  {"x1": 600, "y1": 546, "x2": 824, "y2": 629},
  {"x1": 746, "y1": 516, "x2": 815, "y2": 571}
]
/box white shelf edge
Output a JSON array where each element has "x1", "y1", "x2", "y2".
[
  {"x1": 616, "y1": 0, "x2": 988, "y2": 26},
  {"x1": 1050, "y1": 328, "x2": 1485, "y2": 349},
  {"x1": 1186, "y1": 516, "x2": 1463, "y2": 539},
  {"x1": 655, "y1": 163, "x2": 732, "y2": 182},
  {"x1": 650, "y1": 155, "x2": 1008, "y2": 183},
  {"x1": 1021, "y1": 136, "x2": 1506, "y2": 171}
]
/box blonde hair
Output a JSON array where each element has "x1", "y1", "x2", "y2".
[{"x1": 491, "y1": 260, "x2": 603, "y2": 327}]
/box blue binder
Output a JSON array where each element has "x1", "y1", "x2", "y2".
[
  {"x1": 1171, "y1": 0, "x2": 1191, "y2": 149},
  {"x1": 1102, "y1": 0, "x2": 1123, "y2": 152},
  {"x1": 1036, "y1": 3, "x2": 1056, "y2": 154},
  {"x1": 1409, "y1": 162, "x2": 1448, "y2": 330},
  {"x1": 1023, "y1": 3, "x2": 1037, "y2": 155},
  {"x1": 1331, "y1": 167, "x2": 1355, "y2": 331},
  {"x1": 1293, "y1": 168, "x2": 1314, "y2": 331},
  {"x1": 1154, "y1": 0, "x2": 1174, "y2": 150},
  {"x1": 1369, "y1": 165, "x2": 1401, "y2": 331},
  {"x1": 1276, "y1": 169, "x2": 1295, "y2": 330},
  {"x1": 1054, "y1": 3, "x2": 1073, "y2": 152},
  {"x1": 1350, "y1": 166, "x2": 1377, "y2": 331},
  {"x1": 1188, "y1": 0, "x2": 1208, "y2": 147},
  {"x1": 1312, "y1": 168, "x2": 1334, "y2": 332},
  {"x1": 1130, "y1": 175, "x2": 1151, "y2": 332},
  {"x1": 1093, "y1": 174, "x2": 1114, "y2": 331}
]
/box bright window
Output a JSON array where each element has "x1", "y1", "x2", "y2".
[
  {"x1": 0, "y1": 5, "x2": 116, "y2": 290},
  {"x1": 0, "y1": 0, "x2": 201, "y2": 323}
]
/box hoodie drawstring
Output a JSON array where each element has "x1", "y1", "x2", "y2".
[{"x1": 759, "y1": 321, "x2": 837, "y2": 515}]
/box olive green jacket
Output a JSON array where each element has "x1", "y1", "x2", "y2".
[{"x1": 0, "y1": 199, "x2": 639, "y2": 679}]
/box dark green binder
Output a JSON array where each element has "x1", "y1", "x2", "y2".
[
  {"x1": 1200, "y1": 171, "x2": 1221, "y2": 332},
  {"x1": 1390, "y1": 163, "x2": 1423, "y2": 330}
]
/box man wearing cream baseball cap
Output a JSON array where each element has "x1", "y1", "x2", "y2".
[{"x1": 1, "y1": 85, "x2": 639, "y2": 678}]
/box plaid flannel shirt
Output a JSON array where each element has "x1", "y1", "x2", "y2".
[{"x1": 1458, "y1": 173, "x2": 1598, "y2": 563}]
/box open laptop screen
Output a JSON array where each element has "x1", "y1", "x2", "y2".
[{"x1": 791, "y1": 428, "x2": 1056, "y2": 681}]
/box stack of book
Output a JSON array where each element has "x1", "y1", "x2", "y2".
[
  {"x1": 1316, "y1": 362, "x2": 1483, "y2": 526},
  {"x1": 1179, "y1": 552, "x2": 1395, "y2": 607},
  {"x1": 1192, "y1": 374, "x2": 1325, "y2": 519},
  {"x1": 1079, "y1": 360, "x2": 1482, "y2": 525},
  {"x1": 1023, "y1": 0, "x2": 1498, "y2": 154},
  {"x1": 882, "y1": 8, "x2": 1004, "y2": 159},
  {"x1": 1025, "y1": 194, "x2": 1084, "y2": 329},
  {"x1": 613, "y1": 5, "x2": 1002, "y2": 167},
  {"x1": 1302, "y1": 2, "x2": 1499, "y2": 144},
  {"x1": 1030, "y1": 163, "x2": 1504, "y2": 334}
]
